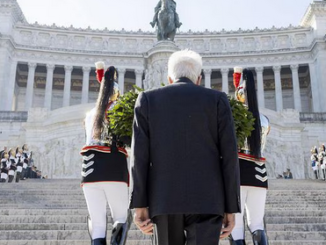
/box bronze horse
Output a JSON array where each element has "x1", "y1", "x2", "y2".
[{"x1": 157, "y1": 0, "x2": 176, "y2": 41}]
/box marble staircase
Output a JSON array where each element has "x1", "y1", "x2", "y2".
[{"x1": 0, "y1": 179, "x2": 325, "y2": 245}]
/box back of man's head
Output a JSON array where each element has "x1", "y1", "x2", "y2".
[{"x1": 168, "y1": 50, "x2": 202, "y2": 84}]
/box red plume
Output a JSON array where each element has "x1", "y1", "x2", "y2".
[
  {"x1": 95, "y1": 62, "x2": 105, "y2": 83},
  {"x1": 233, "y1": 67, "x2": 243, "y2": 88}
]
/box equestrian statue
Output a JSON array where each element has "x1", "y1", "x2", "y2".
[{"x1": 150, "y1": 0, "x2": 182, "y2": 41}]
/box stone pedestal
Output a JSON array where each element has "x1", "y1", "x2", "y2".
[{"x1": 143, "y1": 41, "x2": 180, "y2": 90}]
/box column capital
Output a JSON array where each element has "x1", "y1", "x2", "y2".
[
  {"x1": 255, "y1": 66, "x2": 264, "y2": 73},
  {"x1": 135, "y1": 69, "x2": 144, "y2": 75},
  {"x1": 46, "y1": 64, "x2": 55, "y2": 70},
  {"x1": 82, "y1": 66, "x2": 91, "y2": 73},
  {"x1": 64, "y1": 65, "x2": 73, "y2": 72},
  {"x1": 290, "y1": 64, "x2": 299, "y2": 71},
  {"x1": 28, "y1": 62, "x2": 37, "y2": 69},
  {"x1": 118, "y1": 68, "x2": 126, "y2": 74},
  {"x1": 273, "y1": 65, "x2": 281, "y2": 72},
  {"x1": 203, "y1": 69, "x2": 212, "y2": 75},
  {"x1": 221, "y1": 68, "x2": 229, "y2": 74}
]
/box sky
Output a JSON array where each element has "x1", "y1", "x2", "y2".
[{"x1": 16, "y1": 0, "x2": 313, "y2": 32}]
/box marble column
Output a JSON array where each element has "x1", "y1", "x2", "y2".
[
  {"x1": 25, "y1": 63, "x2": 37, "y2": 111},
  {"x1": 135, "y1": 69, "x2": 144, "y2": 89},
  {"x1": 204, "y1": 69, "x2": 212, "y2": 88},
  {"x1": 5, "y1": 60, "x2": 18, "y2": 111},
  {"x1": 290, "y1": 64, "x2": 302, "y2": 112},
  {"x1": 221, "y1": 68, "x2": 229, "y2": 94},
  {"x1": 44, "y1": 64, "x2": 55, "y2": 110},
  {"x1": 118, "y1": 68, "x2": 126, "y2": 94},
  {"x1": 255, "y1": 67, "x2": 265, "y2": 108},
  {"x1": 309, "y1": 62, "x2": 321, "y2": 112},
  {"x1": 63, "y1": 65, "x2": 73, "y2": 107},
  {"x1": 273, "y1": 66, "x2": 283, "y2": 112},
  {"x1": 81, "y1": 67, "x2": 91, "y2": 104}
]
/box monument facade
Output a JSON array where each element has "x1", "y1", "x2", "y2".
[{"x1": 0, "y1": 0, "x2": 326, "y2": 179}]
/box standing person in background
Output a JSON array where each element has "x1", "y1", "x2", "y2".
[
  {"x1": 8, "y1": 149, "x2": 17, "y2": 183},
  {"x1": 21, "y1": 144, "x2": 31, "y2": 179},
  {"x1": 319, "y1": 144, "x2": 326, "y2": 181},
  {"x1": 311, "y1": 147, "x2": 319, "y2": 180},
  {"x1": 230, "y1": 67, "x2": 270, "y2": 245},
  {"x1": 81, "y1": 62, "x2": 130, "y2": 245},
  {"x1": 15, "y1": 147, "x2": 23, "y2": 182},
  {"x1": 0, "y1": 147, "x2": 7, "y2": 157},
  {"x1": 130, "y1": 50, "x2": 240, "y2": 245},
  {"x1": 1, "y1": 151, "x2": 9, "y2": 182}
]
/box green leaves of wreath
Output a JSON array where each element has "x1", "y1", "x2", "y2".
[{"x1": 108, "y1": 86, "x2": 255, "y2": 148}]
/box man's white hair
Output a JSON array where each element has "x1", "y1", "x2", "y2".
[{"x1": 168, "y1": 50, "x2": 202, "y2": 83}]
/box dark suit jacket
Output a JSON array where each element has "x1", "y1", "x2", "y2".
[{"x1": 130, "y1": 77, "x2": 240, "y2": 218}]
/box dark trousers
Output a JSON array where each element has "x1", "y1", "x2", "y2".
[{"x1": 152, "y1": 214, "x2": 223, "y2": 245}]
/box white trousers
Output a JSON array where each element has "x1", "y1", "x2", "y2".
[
  {"x1": 231, "y1": 186, "x2": 267, "y2": 240},
  {"x1": 1, "y1": 173, "x2": 8, "y2": 180},
  {"x1": 82, "y1": 182, "x2": 129, "y2": 240}
]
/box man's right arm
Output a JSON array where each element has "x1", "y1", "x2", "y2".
[{"x1": 129, "y1": 92, "x2": 150, "y2": 209}]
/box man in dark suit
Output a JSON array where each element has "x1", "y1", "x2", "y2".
[{"x1": 130, "y1": 50, "x2": 240, "y2": 245}]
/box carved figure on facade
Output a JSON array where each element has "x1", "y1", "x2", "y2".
[{"x1": 150, "y1": 0, "x2": 182, "y2": 41}]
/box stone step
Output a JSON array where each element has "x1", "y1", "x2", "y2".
[
  {"x1": 1, "y1": 223, "x2": 326, "y2": 232},
  {"x1": 2, "y1": 209, "x2": 325, "y2": 217},
  {"x1": 0, "y1": 241, "x2": 324, "y2": 245},
  {"x1": 2, "y1": 215, "x2": 324, "y2": 224},
  {"x1": 0, "y1": 240, "x2": 151, "y2": 245},
  {"x1": 0, "y1": 230, "x2": 325, "y2": 241}
]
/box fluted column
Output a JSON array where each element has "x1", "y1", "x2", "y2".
[
  {"x1": 273, "y1": 66, "x2": 283, "y2": 112},
  {"x1": 5, "y1": 60, "x2": 18, "y2": 111},
  {"x1": 255, "y1": 67, "x2": 265, "y2": 108},
  {"x1": 63, "y1": 65, "x2": 73, "y2": 107},
  {"x1": 81, "y1": 67, "x2": 91, "y2": 104},
  {"x1": 118, "y1": 68, "x2": 126, "y2": 94},
  {"x1": 25, "y1": 63, "x2": 37, "y2": 110},
  {"x1": 135, "y1": 69, "x2": 144, "y2": 89},
  {"x1": 204, "y1": 69, "x2": 212, "y2": 88},
  {"x1": 290, "y1": 64, "x2": 302, "y2": 112},
  {"x1": 309, "y1": 62, "x2": 321, "y2": 112},
  {"x1": 221, "y1": 68, "x2": 229, "y2": 94},
  {"x1": 44, "y1": 64, "x2": 55, "y2": 109}
]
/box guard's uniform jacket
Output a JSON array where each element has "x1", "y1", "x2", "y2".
[
  {"x1": 238, "y1": 114, "x2": 270, "y2": 188},
  {"x1": 80, "y1": 103, "x2": 129, "y2": 186}
]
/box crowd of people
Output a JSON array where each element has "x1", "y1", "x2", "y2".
[
  {"x1": 310, "y1": 144, "x2": 326, "y2": 180},
  {"x1": 0, "y1": 144, "x2": 45, "y2": 183}
]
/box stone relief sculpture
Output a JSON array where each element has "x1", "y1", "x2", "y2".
[{"x1": 150, "y1": 0, "x2": 182, "y2": 41}]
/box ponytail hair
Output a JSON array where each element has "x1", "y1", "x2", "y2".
[
  {"x1": 93, "y1": 66, "x2": 118, "y2": 140},
  {"x1": 243, "y1": 69, "x2": 262, "y2": 159}
]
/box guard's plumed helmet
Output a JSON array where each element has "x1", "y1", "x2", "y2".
[
  {"x1": 233, "y1": 67, "x2": 246, "y2": 103},
  {"x1": 95, "y1": 61, "x2": 120, "y2": 100}
]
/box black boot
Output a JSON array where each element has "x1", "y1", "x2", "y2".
[
  {"x1": 92, "y1": 238, "x2": 106, "y2": 245},
  {"x1": 8, "y1": 175, "x2": 14, "y2": 183},
  {"x1": 252, "y1": 230, "x2": 268, "y2": 245},
  {"x1": 229, "y1": 237, "x2": 246, "y2": 245},
  {"x1": 1, "y1": 178, "x2": 6, "y2": 183},
  {"x1": 110, "y1": 211, "x2": 132, "y2": 245},
  {"x1": 322, "y1": 169, "x2": 326, "y2": 181},
  {"x1": 110, "y1": 223, "x2": 129, "y2": 245},
  {"x1": 314, "y1": 170, "x2": 319, "y2": 179},
  {"x1": 16, "y1": 172, "x2": 21, "y2": 183}
]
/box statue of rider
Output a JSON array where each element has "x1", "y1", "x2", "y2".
[{"x1": 150, "y1": 0, "x2": 182, "y2": 28}]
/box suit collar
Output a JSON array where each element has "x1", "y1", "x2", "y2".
[{"x1": 174, "y1": 77, "x2": 194, "y2": 84}]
